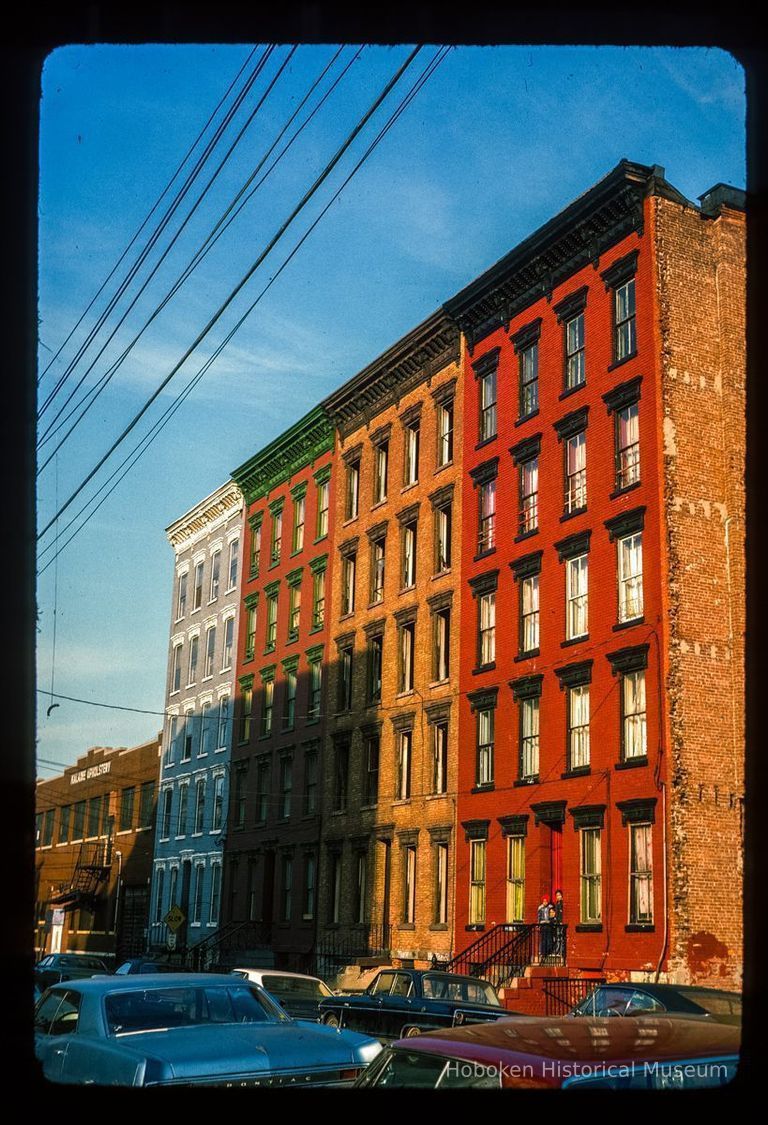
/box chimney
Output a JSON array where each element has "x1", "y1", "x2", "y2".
[{"x1": 698, "y1": 183, "x2": 746, "y2": 217}]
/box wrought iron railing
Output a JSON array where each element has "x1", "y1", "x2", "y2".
[
  {"x1": 313, "y1": 923, "x2": 390, "y2": 981},
  {"x1": 542, "y1": 975, "x2": 606, "y2": 1015},
  {"x1": 186, "y1": 920, "x2": 273, "y2": 971},
  {"x1": 445, "y1": 923, "x2": 567, "y2": 987}
]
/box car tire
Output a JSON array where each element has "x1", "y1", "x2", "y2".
[
  {"x1": 323, "y1": 1013, "x2": 341, "y2": 1029},
  {"x1": 402, "y1": 1026, "x2": 422, "y2": 1039}
]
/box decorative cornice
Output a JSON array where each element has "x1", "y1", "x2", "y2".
[
  {"x1": 603, "y1": 375, "x2": 643, "y2": 414},
  {"x1": 248, "y1": 511, "x2": 264, "y2": 530},
  {"x1": 363, "y1": 618, "x2": 386, "y2": 639},
  {"x1": 321, "y1": 310, "x2": 460, "y2": 439},
  {"x1": 468, "y1": 686, "x2": 499, "y2": 712},
  {"x1": 259, "y1": 664, "x2": 277, "y2": 682},
  {"x1": 338, "y1": 536, "x2": 359, "y2": 559},
  {"x1": 498, "y1": 814, "x2": 529, "y2": 837},
  {"x1": 393, "y1": 605, "x2": 418, "y2": 626},
  {"x1": 553, "y1": 405, "x2": 590, "y2": 442},
  {"x1": 427, "y1": 589, "x2": 454, "y2": 612},
  {"x1": 263, "y1": 579, "x2": 281, "y2": 599},
  {"x1": 553, "y1": 285, "x2": 589, "y2": 324},
  {"x1": 530, "y1": 800, "x2": 567, "y2": 826},
  {"x1": 244, "y1": 591, "x2": 260, "y2": 610},
  {"x1": 166, "y1": 481, "x2": 243, "y2": 549},
  {"x1": 308, "y1": 553, "x2": 328, "y2": 575},
  {"x1": 268, "y1": 496, "x2": 285, "y2": 516},
  {"x1": 617, "y1": 798, "x2": 657, "y2": 826},
  {"x1": 510, "y1": 433, "x2": 542, "y2": 465},
  {"x1": 555, "y1": 529, "x2": 592, "y2": 561},
  {"x1": 238, "y1": 673, "x2": 255, "y2": 690},
  {"x1": 366, "y1": 519, "x2": 389, "y2": 542},
  {"x1": 510, "y1": 550, "x2": 543, "y2": 580},
  {"x1": 397, "y1": 828, "x2": 420, "y2": 846},
  {"x1": 341, "y1": 441, "x2": 364, "y2": 466},
  {"x1": 554, "y1": 659, "x2": 594, "y2": 689},
  {"x1": 281, "y1": 655, "x2": 300, "y2": 674},
  {"x1": 428, "y1": 482, "x2": 454, "y2": 509},
  {"x1": 607, "y1": 643, "x2": 649, "y2": 675},
  {"x1": 444, "y1": 161, "x2": 685, "y2": 350},
  {"x1": 425, "y1": 699, "x2": 452, "y2": 723},
  {"x1": 469, "y1": 569, "x2": 499, "y2": 597},
  {"x1": 399, "y1": 401, "x2": 423, "y2": 427},
  {"x1": 510, "y1": 673, "x2": 543, "y2": 701},
  {"x1": 313, "y1": 464, "x2": 332, "y2": 486},
  {"x1": 430, "y1": 376, "x2": 458, "y2": 405},
  {"x1": 601, "y1": 249, "x2": 639, "y2": 290},
  {"x1": 569, "y1": 804, "x2": 606, "y2": 830},
  {"x1": 469, "y1": 457, "x2": 499, "y2": 487},
  {"x1": 391, "y1": 710, "x2": 416, "y2": 732},
  {"x1": 510, "y1": 317, "x2": 542, "y2": 354},
  {"x1": 369, "y1": 422, "x2": 392, "y2": 447},
  {"x1": 462, "y1": 819, "x2": 490, "y2": 842},
  {"x1": 231, "y1": 406, "x2": 334, "y2": 506},
  {"x1": 428, "y1": 824, "x2": 452, "y2": 843},
  {"x1": 334, "y1": 630, "x2": 356, "y2": 650},
  {"x1": 604, "y1": 506, "x2": 646, "y2": 541},
  {"x1": 396, "y1": 501, "x2": 421, "y2": 526},
  {"x1": 471, "y1": 346, "x2": 501, "y2": 377},
  {"x1": 305, "y1": 643, "x2": 324, "y2": 663},
  {"x1": 286, "y1": 567, "x2": 304, "y2": 587},
  {"x1": 290, "y1": 481, "x2": 308, "y2": 502}
]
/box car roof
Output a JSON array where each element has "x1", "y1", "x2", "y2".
[
  {"x1": 47, "y1": 973, "x2": 255, "y2": 994},
  {"x1": 372, "y1": 968, "x2": 493, "y2": 985},
  {"x1": 391, "y1": 1015, "x2": 740, "y2": 1066},
  {"x1": 232, "y1": 968, "x2": 324, "y2": 982},
  {"x1": 592, "y1": 982, "x2": 741, "y2": 999}
]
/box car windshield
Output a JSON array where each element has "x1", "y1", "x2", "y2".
[
  {"x1": 421, "y1": 974, "x2": 500, "y2": 1006},
  {"x1": 262, "y1": 975, "x2": 332, "y2": 1000},
  {"x1": 357, "y1": 1048, "x2": 501, "y2": 1089},
  {"x1": 684, "y1": 990, "x2": 742, "y2": 1019},
  {"x1": 104, "y1": 984, "x2": 289, "y2": 1035}
]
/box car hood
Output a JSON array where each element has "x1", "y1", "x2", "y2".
[{"x1": 119, "y1": 1021, "x2": 378, "y2": 1081}]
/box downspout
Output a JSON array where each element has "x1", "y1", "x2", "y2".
[
  {"x1": 654, "y1": 781, "x2": 668, "y2": 982},
  {"x1": 112, "y1": 850, "x2": 123, "y2": 955}
]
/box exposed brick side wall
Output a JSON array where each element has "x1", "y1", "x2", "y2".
[{"x1": 653, "y1": 195, "x2": 745, "y2": 988}]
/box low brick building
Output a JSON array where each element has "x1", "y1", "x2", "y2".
[{"x1": 35, "y1": 737, "x2": 161, "y2": 963}]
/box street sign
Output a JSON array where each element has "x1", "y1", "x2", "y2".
[{"x1": 164, "y1": 904, "x2": 185, "y2": 932}]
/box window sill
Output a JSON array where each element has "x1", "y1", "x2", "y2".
[
  {"x1": 465, "y1": 924, "x2": 485, "y2": 932},
  {"x1": 615, "y1": 756, "x2": 648, "y2": 771},
  {"x1": 399, "y1": 585, "x2": 416, "y2": 595},
  {"x1": 475, "y1": 435, "x2": 498, "y2": 452},
  {"x1": 625, "y1": 924, "x2": 655, "y2": 933},
  {"x1": 398, "y1": 923, "x2": 416, "y2": 932},
  {"x1": 610, "y1": 479, "x2": 642, "y2": 501},
  {"x1": 575, "y1": 923, "x2": 603, "y2": 933},
  {"x1": 400, "y1": 482, "x2": 419, "y2": 495},
  {"x1": 561, "y1": 767, "x2": 591, "y2": 780},
  {"x1": 426, "y1": 792, "x2": 448, "y2": 801},
  {"x1": 371, "y1": 499, "x2": 388, "y2": 513},
  {"x1": 472, "y1": 783, "x2": 495, "y2": 794},
  {"x1": 429, "y1": 679, "x2": 450, "y2": 689},
  {"x1": 560, "y1": 506, "x2": 587, "y2": 523},
  {"x1": 613, "y1": 616, "x2": 645, "y2": 632},
  {"x1": 429, "y1": 923, "x2": 449, "y2": 932},
  {"x1": 338, "y1": 613, "x2": 354, "y2": 624},
  {"x1": 607, "y1": 350, "x2": 638, "y2": 373},
  {"x1": 268, "y1": 560, "x2": 281, "y2": 571},
  {"x1": 472, "y1": 662, "x2": 496, "y2": 676},
  {"x1": 392, "y1": 798, "x2": 412, "y2": 807},
  {"x1": 514, "y1": 527, "x2": 539, "y2": 544},
  {"x1": 559, "y1": 381, "x2": 586, "y2": 401},
  {"x1": 368, "y1": 599, "x2": 385, "y2": 610},
  {"x1": 474, "y1": 547, "x2": 497, "y2": 563},
  {"x1": 433, "y1": 460, "x2": 454, "y2": 475},
  {"x1": 514, "y1": 776, "x2": 539, "y2": 788},
  {"x1": 360, "y1": 802, "x2": 378, "y2": 812},
  {"x1": 561, "y1": 635, "x2": 589, "y2": 649},
  {"x1": 514, "y1": 408, "x2": 540, "y2": 429},
  {"x1": 309, "y1": 624, "x2": 324, "y2": 635},
  {"x1": 432, "y1": 569, "x2": 451, "y2": 580},
  {"x1": 313, "y1": 534, "x2": 329, "y2": 545},
  {"x1": 514, "y1": 648, "x2": 540, "y2": 663}
]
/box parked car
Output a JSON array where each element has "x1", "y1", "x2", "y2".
[
  {"x1": 318, "y1": 968, "x2": 511, "y2": 1040},
  {"x1": 33, "y1": 973, "x2": 382, "y2": 1086},
  {"x1": 113, "y1": 959, "x2": 185, "y2": 975},
  {"x1": 34, "y1": 953, "x2": 111, "y2": 991},
  {"x1": 355, "y1": 1015, "x2": 741, "y2": 1089},
  {"x1": 230, "y1": 969, "x2": 334, "y2": 1020},
  {"x1": 569, "y1": 983, "x2": 742, "y2": 1025}
]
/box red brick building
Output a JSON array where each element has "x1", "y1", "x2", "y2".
[
  {"x1": 444, "y1": 162, "x2": 744, "y2": 991},
  {"x1": 224, "y1": 405, "x2": 335, "y2": 970}
]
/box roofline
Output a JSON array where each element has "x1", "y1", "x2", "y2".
[
  {"x1": 230, "y1": 404, "x2": 334, "y2": 506},
  {"x1": 165, "y1": 479, "x2": 243, "y2": 544}
]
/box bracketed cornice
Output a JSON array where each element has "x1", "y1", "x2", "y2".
[
  {"x1": 166, "y1": 480, "x2": 243, "y2": 550},
  {"x1": 230, "y1": 405, "x2": 334, "y2": 506}
]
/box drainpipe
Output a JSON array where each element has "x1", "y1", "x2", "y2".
[
  {"x1": 112, "y1": 851, "x2": 123, "y2": 955},
  {"x1": 654, "y1": 783, "x2": 668, "y2": 982}
]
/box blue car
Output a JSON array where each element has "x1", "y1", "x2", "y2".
[{"x1": 34, "y1": 973, "x2": 382, "y2": 1086}]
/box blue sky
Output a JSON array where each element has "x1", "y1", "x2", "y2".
[{"x1": 35, "y1": 44, "x2": 745, "y2": 775}]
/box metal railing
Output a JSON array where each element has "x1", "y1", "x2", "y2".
[
  {"x1": 313, "y1": 923, "x2": 390, "y2": 981},
  {"x1": 445, "y1": 923, "x2": 567, "y2": 988},
  {"x1": 187, "y1": 920, "x2": 273, "y2": 971},
  {"x1": 542, "y1": 976, "x2": 606, "y2": 1015}
]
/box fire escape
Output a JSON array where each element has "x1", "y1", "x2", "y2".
[{"x1": 50, "y1": 842, "x2": 112, "y2": 911}]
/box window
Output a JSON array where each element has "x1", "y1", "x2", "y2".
[
  {"x1": 261, "y1": 677, "x2": 275, "y2": 737},
  {"x1": 209, "y1": 551, "x2": 221, "y2": 601},
  {"x1": 292, "y1": 493, "x2": 305, "y2": 553},
  {"x1": 171, "y1": 644, "x2": 183, "y2": 693},
  {"x1": 479, "y1": 591, "x2": 496, "y2": 666},
  {"x1": 249, "y1": 518, "x2": 262, "y2": 578},
  {"x1": 399, "y1": 620, "x2": 415, "y2": 694},
  {"x1": 154, "y1": 868, "x2": 165, "y2": 923},
  {"x1": 86, "y1": 797, "x2": 101, "y2": 839},
  {"x1": 192, "y1": 863, "x2": 205, "y2": 924},
  {"x1": 519, "y1": 341, "x2": 539, "y2": 418},
  {"x1": 521, "y1": 575, "x2": 539, "y2": 655},
  {"x1": 265, "y1": 593, "x2": 278, "y2": 652},
  {"x1": 244, "y1": 603, "x2": 257, "y2": 661},
  {"x1": 435, "y1": 841, "x2": 448, "y2": 925},
  {"x1": 176, "y1": 572, "x2": 188, "y2": 620},
  {"x1": 316, "y1": 477, "x2": 330, "y2": 539},
  {"x1": 283, "y1": 664, "x2": 298, "y2": 729},
  {"x1": 303, "y1": 854, "x2": 316, "y2": 920},
  {"x1": 367, "y1": 631, "x2": 383, "y2": 704},
  {"x1": 623, "y1": 669, "x2": 647, "y2": 759},
  {"x1": 397, "y1": 729, "x2": 412, "y2": 800},
  {"x1": 354, "y1": 851, "x2": 367, "y2": 924},
  {"x1": 227, "y1": 538, "x2": 239, "y2": 591},
  {"x1": 565, "y1": 312, "x2": 586, "y2": 390},
  {"x1": 506, "y1": 836, "x2": 525, "y2": 923},
  {"x1": 334, "y1": 740, "x2": 349, "y2": 812},
  {"x1": 435, "y1": 502, "x2": 452, "y2": 573},
  {"x1": 403, "y1": 420, "x2": 420, "y2": 486},
  {"x1": 176, "y1": 784, "x2": 188, "y2": 836},
  {"x1": 618, "y1": 532, "x2": 644, "y2": 622},
  {"x1": 222, "y1": 617, "x2": 234, "y2": 670},
  {"x1": 566, "y1": 555, "x2": 588, "y2": 640},
  {"x1": 433, "y1": 606, "x2": 450, "y2": 683},
  {"x1": 402, "y1": 521, "x2": 417, "y2": 588},
  {"x1": 72, "y1": 800, "x2": 85, "y2": 841},
  {"x1": 520, "y1": 697, "x2": 540, "y2": 780},
  {"x1": 564, "y1": 431, "x2": 587, "y2": 514},
  {"x1": 212, "y1": 775, "x2": 224, "y2": 831},
  {"x1": 288, "y1": 582, "x2": 302, "y2": 640},
  {"x1": 233, "y1": 764, "x2": 247, "y2": 829},
  {"x1": 216, "y1": 694, "x2": 231, "y2": 750},
  {"x1": 270, "y1": 508, "x2": 283, "y2": 565},
  {"x1": 342, "y1": 552, "x2": 356, "y2": 616},
  {"x1": 209, "y1": 863, "x2": 221, "y2": 925},
  {"x1": 365, "y1": 732, "x2": 380, "y2": 805},
  {"x1": 580, "y1": 828, "x2": 602, "y2": 923},
  {"x1": 43, "y1": 808, "x2": 55, "y2": 847},
  {"x1": 58, "y1": 805, "x2": 71, "y2": 843},
  {"x1": 255, "y1": 758, "x2": 270, "y2": 824},
  {"x1": 426, "y1": 720, "x2": 447, "y2": 795},
  {"x1": 160, "y1": 789, "x2": 173, "y2": 839},
  {"x1": 345, "y1": 457, "x2": 360, "y2": 520},
  {"x1": 469, "y1": 840, "x2": 486, "y2": 925},
  {"x1": 281, "y1": 855, "x2": 293, "y2": 922},
  {"x1": 120, "y1": 787, "x2": 135, "y2": 832},
  {"x1": 629, "y1": 823, "x2": 653, "y2": 924},
  {"x1": 304, "y1": 750, "x2": 318, "y2": 816},
  {"x1": 204, "y1": 625, "x2": 216, "y2": 676},
  {"x1": 187, "y1": 635, "x2": 199, "y2": 685},
  {"x1": 437, "y1": 400, "x2": 454, "y2": 466},
  {"x1": 338, "y1": 645, "x2": 353, "y2": 712},
  {"x1": 479, "y1": 367, "x2": 497, "y2": 442},
  {"x1": 200, "y1": 701, "x2": 214, "y2": 755},
  {"x1": 403, "y1": 845, "x2": 417, "y2": 924},
  {"x1": 139, "y1": 781, "x2": 155, "y2": 829},
  {"x1": 311, "y1": 566, "x2": 326, "y2": 629},
  {"x1": 182, "y1": 711, "x2": 195, "y2": 761},
  {"x1": 165, "y1": 715, "x2": 178, "y2": 767},
  {"x1": 616, "y1": 403, "x2": 640, "y2": 489},
  {"x1": 476, "y1": 708, "x2": 494, "y2": 787},
  {"x1": 308, "y1": 656, "x2": 323, "y2": 721},
  {"x1": 330, "y1": 852, "x2": 342, "y2": 924},
  {"x1": 520, "y1": 457, "x2": 539, "y2": 535},
  {"x1": 370, "y1": 534, "x2": 386, "y2": 604},
  {"x1": 193, "y1": 561, "x2": 204, "y2": 611},
  {"x1": 568, "y1": 684, "x2": 590, "y2": 769},
  {"x1": 168, "y1": 867, "x2": 178, "y2": 913},
  {"x1": 240, "y1": 682, "x2": 253, "y2": 743},
  {"x1": 374, "y1": 441, "x2": 389, "y2": 505},
  {"x1": 614, "y1": 278, "x2": 636, "y2": 362},
  {"x1": 194, "y1": 778, "x2": 206, "y2": 834},
  {"x1": 478, "y1": 480, "x2": 496, "y2": 554},
  {"x1": 279, "y1": 756, "x2": 293, "y2": 819}
]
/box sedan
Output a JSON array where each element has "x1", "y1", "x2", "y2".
[
  {"x1": 34, "y1": 973, "x2": 382, "y2": 1086},
  {"x1": 355, "y1": 1015, "x2": 741, "y2": 1089},
  {"x1": 318, "y1": 968, "x2": 512, "y2": 1041},
  {"x1": 230, "y1": 969, "x2": 334, "y2": 1021},
  {"x1": 34, "y1": 953, "x2": 111, "y2": 991},
  {"x1": 113, "y1": 959, "x2": 184, "y2": 975},
  {"x1": 569, "y1": 983, "x2": 742, "y2": 1025}
]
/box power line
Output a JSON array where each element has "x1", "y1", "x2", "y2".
[
  {"x1": 36, "y1": 46, "x2": 259, "y2": 395},
  {"x1": 37, "y1": 689, "x2": 167, "y2": 716},
  {"x1": 37, "y1": 45, "x2": 424, "y2": 543}
]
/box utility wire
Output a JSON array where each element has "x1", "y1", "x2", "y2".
[
  {"x1": 37, "y1": 45, "x2": 284, "y2": 453},
  {"x1": 37, "y1": 45, "x2": 424, "y2": 543},
  {"x1": 37, "y1": 46, "x2": 444, "y2": 571},
  {"x1": 37, "y1": 46, "x2": 259, "y2": 394},
  {"x1": 38, "y1": 46, "x2": 272, "y2": 420},
  {"x1": 38, "y1": 45, "x2": 356, "y2": 465}
]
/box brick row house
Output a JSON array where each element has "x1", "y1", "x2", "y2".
[{"x1": 223, "y1": 406, "x2": 335, "y2": 971}]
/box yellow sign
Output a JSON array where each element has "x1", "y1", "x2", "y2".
[{"x1": 164, "y1": 904, "x2": 185, "y2": 932}]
